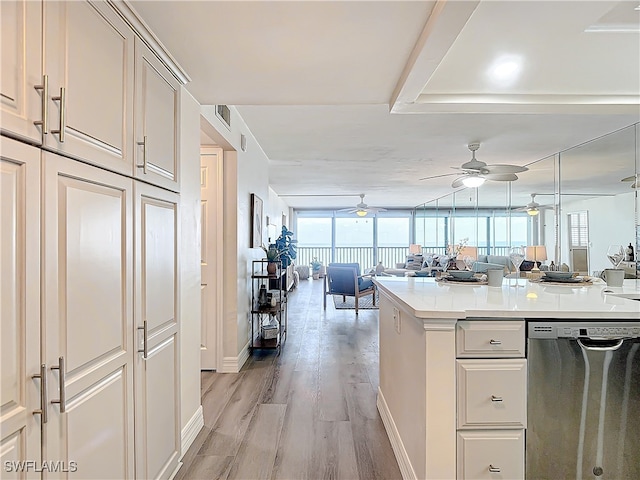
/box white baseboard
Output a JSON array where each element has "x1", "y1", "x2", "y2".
[
  {"x1": 377, "y1": 387, "x2": 417, "y2": 480},
  {"x1": 220, "y1": 341, "x2": 250, "y2": 373},
  {"x1": 181, "y1": 405, "x2": 204, "y2": 457}
]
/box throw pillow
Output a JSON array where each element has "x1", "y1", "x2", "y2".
[{"x1": 405, "y1": 254, "x2": 424, "y2": 270}]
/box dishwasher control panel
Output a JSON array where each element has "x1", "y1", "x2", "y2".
[{"x1": 529, "y1": 321, "x2": 640, "y2": 339}]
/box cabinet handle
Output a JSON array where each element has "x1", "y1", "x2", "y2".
[
  {"x1": 33, "y1": 75, "x2": 49, "y2": 134},
  {"x1": 138, "y1": 320, "x2": 148, "y2": 359},
  {"x1": 488, "y1": 464, "x2": 501, "y2": 473},
  {"x1": 136, "y1": 136, "x2": 147, "y2": 174},
  {"x1": 489, "y1": 339, "x2": 502, "y2": 345},
  {"x1": 51, "y1": 87, "x2": 66, "y2": 143},
  {"x1": 491, "y1": 395, "x2": 503, "y2": 402},
  {"x1": 51, "y1": 356, "x2": 66, "y2": 413},
  {"x1": 31, "y1": 363, "x2": 48, "y2": 423}
]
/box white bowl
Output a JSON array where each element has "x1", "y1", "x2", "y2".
[
  {"x1": 543, "y1": 271, "x2": 574, "y2": 280},
  {"x1": 447, "y1": 270, "x2": 475, "y2": 279}
]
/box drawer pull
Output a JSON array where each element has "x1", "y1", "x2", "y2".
[
  {"x1": 489, "y1": 339, "x2": 502, "y2": 345},
  {"x1": 488, "y1": 464, "x2": 501, "y2": 473},
  {"x1": 491, "y1": 395, "x2": 503, "y2": 402}
]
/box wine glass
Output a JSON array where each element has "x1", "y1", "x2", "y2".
[
  {"x1": 440, "y1": 255, "x2": 451, "y2": 275},
  {"x1": 607, "y1": 244, "x2": 625, "y2": 269},
  {"x1": 463, "y1": 255, "x2": 474, "y2": 271},
  {"x1": 509, "y1": 247, "x2": 526, "y2": 283},
  {"x1": 425, "y1": 255, "x2": 434, "y2": 275}
]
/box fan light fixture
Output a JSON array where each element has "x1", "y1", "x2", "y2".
[
  {"x1": 462, "y1": 175, "x2": 485, "y2": 188},
  {"x1": 356, "y1": 209, "x2": 367, "y2": 217},
  {"x1": 527, "y1": 208, "x2": 540, "y2": 216}
]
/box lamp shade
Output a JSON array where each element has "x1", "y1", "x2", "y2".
[
  {"x1": 409, "y1": 244, "x2": 422, "y2": 254},
  {"x1": 526, "y1": 245, "x2": 548, "y2": 262},
  {"x1": 457, "y1": 246, "x2": 478, "y2": 260}
]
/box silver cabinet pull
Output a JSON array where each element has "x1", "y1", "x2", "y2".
[
  {"x1": 491, "y1": 395, "x2": 503, "y2": 402},
  {"x1": 488, "y1": 464, "x2": 501, "y2": 473},
  {"x1": 33, "y1": 75, "x2": 49, "y2": 134},
  {"x1": 51, "y1": 87, "x2": 65, "y2": 142},
  {"x1": 31, "y1": 363, "x2": 48, "y2": 423},
  {"x1": 51, "y1": 356, "x2": 66, "y2": 413},
  {"x1": 489, "y1": 339, "x2": 502, "y2": 345},
  {"x1": 138, "y1": 320, "x2": 148, "y2": 359},
  {"x1": 136, "y1": 136, "x2": 147, "y2": 174}
]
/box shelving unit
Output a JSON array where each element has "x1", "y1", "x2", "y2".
[{"x1": 250, "y1": 260, "x2": 287, "y2": 351}]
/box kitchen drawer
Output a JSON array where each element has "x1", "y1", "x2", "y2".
[
  {"x1": 457, "y1": 430, "x2": 524, "y2": 480},
  {"x1": 456, "y1": 321, "x2": 525, "y2": 358},
  {"x1": 457, "y1": 359, "x2": 527, "y2": 429}
]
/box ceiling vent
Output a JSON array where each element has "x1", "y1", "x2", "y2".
[{"x1": 216, "y1": 105, "x2": 231, "y2": 129}]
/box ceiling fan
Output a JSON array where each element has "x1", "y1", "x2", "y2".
[
  {"x1": 337, "y1": 194, "x2": 387, "y2": 217},
  {"x1": 514, "y1": 194, "x2": 553, "y2": 216},
  {"x1": 621, "y1": 175, "x2": 638, "y2": 188},
  {"x1": 420, "y1": 143, "x2": 529, "y2": 188}
]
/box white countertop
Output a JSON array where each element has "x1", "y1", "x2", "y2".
[{"x1": 373, "y1": 277, "x2": 640, "y2": 320}]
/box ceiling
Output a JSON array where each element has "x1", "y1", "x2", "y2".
[{"x1": 130, "y1": 0, "x2": 640, "y2": 210}]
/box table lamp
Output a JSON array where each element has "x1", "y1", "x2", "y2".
[
  {"x1": 526, "y1": 245, "x2": 547, "y2": 272},
  {"x1": 409, "y1": 244, "x2": 422, "y2": 254}
]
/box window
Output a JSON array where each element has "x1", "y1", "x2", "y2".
[
  {"x1": 296, "y1": 217, "x2": 331, "y2": 247},
  {"x1": 335, "y1": 218, "x2": 373, "y2": 246},
  {"x1": 377, "y1": 217, "x2": 410, "y2": 247}
]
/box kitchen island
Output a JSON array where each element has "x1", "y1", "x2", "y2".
[{"x1": 373, "y1": 276, "x2": 640, "y2": 480}]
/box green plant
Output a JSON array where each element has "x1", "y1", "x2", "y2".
[
  {"x1": 261, "y1": 244, "x2": 280, "y2": 262},
  {"x1": 310, "y1": 257, "x2": 322, "y2": 272},
  {"x1": 274, "y1": 226, "x2": 297, "y2": 268}
]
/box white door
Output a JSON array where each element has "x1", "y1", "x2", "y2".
[
  {"x1": 200, "y1": 147, "x2": 223, "y2": 370},
  {"x1": 134, "y1": 182, "x2": 180, "y2": 479},
  {"x1": 134, "y1": 38, "x2": 180, "y2": 192},
  {"x1": 568, "y1": 210, "x2": 589, "y2": 274},
  {"x1": 0, "y1": 0, "x2": 43, "y2": 144},
  {"x1": 0, "y1": 137, "x2": 41, "y2": 479},
  {"x1": 42, "y1": 151, "x2": 135, "y2": 479},
  {"x1": 43, "y1": 0, "x2": 134, "y2": 175}
]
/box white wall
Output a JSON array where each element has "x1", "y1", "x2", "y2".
[
  {"x1": 178, "y1": 88, "x2": 202, "y2": 432},
  {"x1": 559, "y1": 192, "x2": 635, "y2": 273}
]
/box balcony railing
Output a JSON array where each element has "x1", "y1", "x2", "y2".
[{"x1": 296, "y1": 245, "x2": 514, "y2": 270}]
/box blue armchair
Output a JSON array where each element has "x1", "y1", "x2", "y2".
[{"x1": 323, "y1": 263, "x2": 375, "y2": 315}]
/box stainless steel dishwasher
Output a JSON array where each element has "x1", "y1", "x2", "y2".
[{"x1": 527, "y1": 321, "x2": 640, "y2": 480}]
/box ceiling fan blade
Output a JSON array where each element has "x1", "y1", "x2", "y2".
[
  {"x1": 451, "y1": 176, "x2": 467, "y2": 188},
  {"x1": 419, "y1": 172, "x2": 460, "y2": 181},
  {"x1": 484, "y1": 164, "x2": 528, "y2": 174},
  {"x1": 366, "y1": 207, "x2": 387, "y2": 213},
  {"x1": 336, "y1": 208, "x2": 357, "y2": 213},
  {"x1": 484, "y1": 173, "x2": 518, "y2": 181},
  {"x1": 621, "y1": 175, "x2": 636, "y2": 182}
]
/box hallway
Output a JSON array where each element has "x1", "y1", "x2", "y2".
[{"x1": 177, "y1": 277, "x2": 402, "y2": 479}]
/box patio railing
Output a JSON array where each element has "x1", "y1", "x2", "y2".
[{"x1": 296, "y1": 245, "x2": 514, "y2": 271}]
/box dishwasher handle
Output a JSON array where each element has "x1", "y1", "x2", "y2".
[{"x1": 577, "y1": 338, "x2": 625, "y2": 351}]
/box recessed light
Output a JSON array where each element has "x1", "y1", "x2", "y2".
[{"x1": 487, "y1": 55, "x2": 523, "y2": 86}]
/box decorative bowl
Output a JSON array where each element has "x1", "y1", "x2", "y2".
[
  {"x1": 543, "y1": 271, "x2": 575, "y2": 280},
  {"x1": 447, "y1": 270, "x2": 475, "y2": 279}
]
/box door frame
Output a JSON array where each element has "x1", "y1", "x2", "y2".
[{"x1": 200, "y1": 145, "x2": 224, "y2": 370}]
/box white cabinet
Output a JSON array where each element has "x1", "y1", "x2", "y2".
[
  {"x1": 0, "y1": 137, "x2": 41, "y2": 479},
  {"x1": 456, "y1": 321, "x2": 525, "y2": 358},
  {"x1": 455, "y1": 320, "x2": 526, "y2": 479},
  {"x1": 456, "y1": 359, "x2": 527, "y2": 429},
  {"x1": 134, "y1": 38, "x2": 180, "y2": 192},
  {"x1": 134, "y1": 183, "x2": 180, "y2": 479},
  {"x1": 0, "y1": 0, "x2": 43, "y2": 144},
  {"x1": 43, "y1": 0, "x2": 135, "y2": 175},
  {"x1": 457, "y1": 430, "x2": 524, "y2": 480},
  {"x1": 42, "y1": 151, "x2": 135, "y2": 479}
]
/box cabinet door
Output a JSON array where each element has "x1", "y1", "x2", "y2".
[
  {"x1": 43, "y1": 0, "x2": 134, "y2": 176},
  {"x1": 42, "y1": 152, "x2": 135, "y2": 479},
  {"x1": 134, "y1": 38, "x2": 180, "y2": 192},
  {"x1": 457, "y1": 359, "x2": 527, "y2": 429},
  {"x1": 457, "y1": 430, "x2": 524, "y2": 480},
  {"x1": 134, "y1": 182, "x2": 180, "y2": 479},
  {"x1": 0, "y1": 138, "x2": 41, "y2": 479},
  {"x1": 0, "y1": 0, "x2": 43, "y2": 144}
]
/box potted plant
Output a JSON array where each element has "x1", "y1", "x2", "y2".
[
  {"x1": 273, "y1": 226, "x2": 297, "y2": 268},
  {"x1": 310, "y1": 257, "x2": 322, "y2": 279},
  {"x1": 261, "y1": 244, "x2": 281, "y2": 274}
]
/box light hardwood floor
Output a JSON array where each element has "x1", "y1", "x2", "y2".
[{"x1": 177, "y1": 277, "x2": 402, "y2": 480}]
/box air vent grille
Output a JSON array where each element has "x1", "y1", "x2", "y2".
[{"x1": 216, "y1": 105, "x2": 231, "y2": 128}]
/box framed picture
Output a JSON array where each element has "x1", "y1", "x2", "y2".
[{"x1": 251, "y1": 193, "x2": 263, "y2": 248}]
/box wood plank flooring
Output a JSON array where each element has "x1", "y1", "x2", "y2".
[{"x1": 177, "y1": 278, "x2": 401, "y2": 480}]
